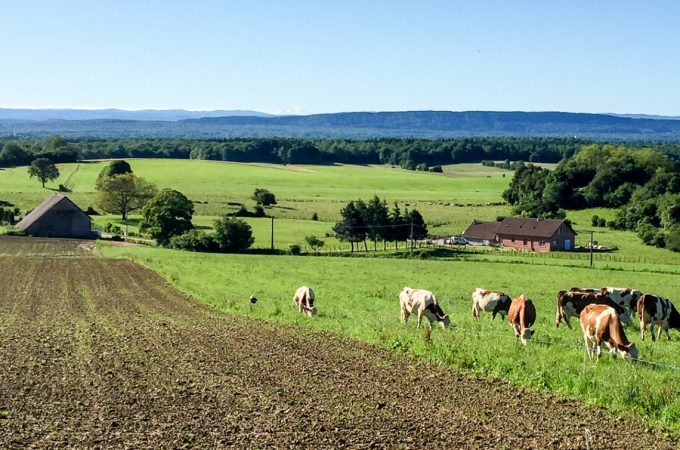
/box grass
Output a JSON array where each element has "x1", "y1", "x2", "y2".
[{"x1": 100, "y1": 243, "x2": 680, "y2": 432}]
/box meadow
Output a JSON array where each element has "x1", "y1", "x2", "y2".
[
  {"x1": 101, "y1": 243, "x2": 680, "y2": 432},
  {"x1": 3, "y1": 158, "x2": 680, "y2": 264}
]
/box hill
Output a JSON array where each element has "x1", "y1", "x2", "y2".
[
  {"x1": 3, "y1": 111, "x2": 680, "y2": 139},
  {"x1": 0, "y1": 108, "x2": 272, "y2": 121}
]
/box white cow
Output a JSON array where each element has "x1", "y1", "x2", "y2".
[
  {"x1": 602, "y1": 287, "x2": 642, "y2": 325},
  {"x1": 471, "y1": 288, "x2": 512, "y2": 321},
  {"x1": 399, "y1": 287, "x2": 451, "y2": 329},
  {"x1": 293, "y1": 286, "x2": 317, "y2": 317}
]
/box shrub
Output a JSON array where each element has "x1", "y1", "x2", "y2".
[
  {"x1": 213, "y1": 216, "x2": 254, "y2": 252},
  {"x1": 429, "y1": 165, "x2": 443, "y2": 173},
  {"x1": 591, "y1": 215, "x2": 600, "y2": 227},
  {"x1": 58, "y1": 184, "x2": 71, "y2": 192},
  {"x1": 289, "y1": 244, "x2": 302, "y2": 255},
  {"x1": 170, "y1": 230, "x2": 218, "y2": 252},
  {"x1": 254, "y1": 205, "x2": 266, "y2": 217},
  {"x1": 416, "y1": 163, "x2": 429, "y2": 171},
  {"x1": 311, "y1": 212, "x2": 319, "y2": 221},
  {"x1": 305, "y1": 235, "x2": 324, "y2": 253},
  {"x1": 252, "y1": 188, "x2": 277, "y2": 206},
  {"x1": 85, "y1": 206, "x2": 99, "y2": 216}
]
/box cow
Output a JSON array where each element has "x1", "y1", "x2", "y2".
[
  {"x1": 293, "y1": 286, "x2": 317, "y2": 317},
  {"x1": 555, "y1": 290, "x2": 630, "y2": 329},
  {"x1": 507, "y1": 295, "x2": 536, "y2": 345},
  {"x1": 471, "y1": 288, "x2": 511, "y2": 321},
  {"x1": 637, "y1": 294, "x2": 680, "y2": 341},
  {"x1": 602, "y1": 287, "x2": 642, "y2": 325},
  {"x1": 399, "y1": 287, "x2": 451, "y2": 329},
  {"x1": 580, "y1": 304, "x2": 638, "y2": 361}
]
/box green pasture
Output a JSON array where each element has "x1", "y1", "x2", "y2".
[
  {"x1": 2, "y1": 158, "x2": 679, "y2": 261},
  {"x1": 100, "y1": 243, "x2": 680, "y2": 431}
]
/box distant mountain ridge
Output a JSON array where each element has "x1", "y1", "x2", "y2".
[
  {"x1": 0, "y1": 108, "x2": 272, "y2": 121},
  {"x1": 2, "y1": 110, "x2": 680, "y2": 140}
]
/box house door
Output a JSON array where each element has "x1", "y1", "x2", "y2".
[{"x1": 564, "y1": 239, "x2": 572, "y2": 250}]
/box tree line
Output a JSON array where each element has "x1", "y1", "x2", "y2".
[{"x1": 504, "y1": 144, "x2": 680, "y2": 251}]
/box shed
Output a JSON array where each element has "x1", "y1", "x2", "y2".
[{"x1": 16, "y1": 194, "x2": 93, "y2": 238}]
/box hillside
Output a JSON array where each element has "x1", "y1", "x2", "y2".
[{"x1": 3, "y1": 111, "x2": 680, "y2": 139}]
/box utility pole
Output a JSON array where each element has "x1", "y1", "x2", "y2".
[
  {"x1": 410, "y1": 219, "x2": 414, "y2": 254},
  {"x1": 270, "y1": 216, "x2": 274, "y2": 252},
  {"x1": 589, "y1": 230, "x2": 594, "y2": 267}
]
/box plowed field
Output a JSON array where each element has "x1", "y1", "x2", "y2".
[{"x1": 0, "y1": 253, "x2": 676, "y2": 448}]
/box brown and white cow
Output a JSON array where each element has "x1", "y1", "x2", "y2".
[
  {"x1": 601, "y1": 287, "x2": 642, "y2": 325},
  {"x1": 471, "y1": 288, "x2": 511, "y2": 321},
  {"x1": 580, "y1": 304, "x2": 638, "y2": 360},
  {"x1": 399, "y1": 287, "x2": 451, "y2": 329},
  {"x1": 637, "y1": 294, "x2": 680, "y2": 341},
  {"x1": 555, "y1": 290, "x2": 630, "y2": 329},
  {"x1": 293, "y1": 286, "x2": 317, "y2": 317},
  {"x1": 507, "y1": 295, "x2": 536, "y2": 345}
]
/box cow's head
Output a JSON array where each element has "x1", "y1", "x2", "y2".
[
  {"x1": 306, "y1": 306, "x2": 318, "y2": 317},
  {"x1": 426, "y1": 304, "x2": 451, "y2": 329},
  {"x1": 520, "y1": 329, "x2": 535, "y2": 345},
  {"x1": 618, "y1": 342, "x2": 638, "y2": 361}
]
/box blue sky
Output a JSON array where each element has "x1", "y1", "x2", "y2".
[{"x1": 1, "y1": 1, "x2": 679, "y2": 115}]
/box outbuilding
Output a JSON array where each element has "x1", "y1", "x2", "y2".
[
  {"x1": 462, "y1": 217, "x2": 576, "y2": 252},
  {"x1": 16, "y1": 193, "x2": 94, "y2": 238}
]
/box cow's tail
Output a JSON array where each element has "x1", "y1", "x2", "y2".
[{"x1": 636, "y1": 295, "x2": 645, "y2": 321}]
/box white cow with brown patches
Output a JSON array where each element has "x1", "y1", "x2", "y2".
[
  {"x1": 293, "y1": 286, "x2": 317, "y2": 317},
  {"x1": 399, "y1": 287, "x2": 451, "y2": 329},
  {"x1": 580, "y1": 304, "x2": 638, "y2": 360},
  {"x1": 471, "y1": 288, "x2": 512, "y2": 321}
]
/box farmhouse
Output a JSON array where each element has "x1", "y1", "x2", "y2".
[
  {"x1": 463, "y1": 217, "x2": 576, "y2": 252},
  {"x1": 462, "y1": 220, "x2": 499, "y2": 245},
  {"x1": 16, "y1": 193, "x2": 94, "y2": 238}
]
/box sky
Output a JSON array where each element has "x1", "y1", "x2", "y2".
[{"x1": 1, "y1": 0, "x2": 679, "y2": 115}]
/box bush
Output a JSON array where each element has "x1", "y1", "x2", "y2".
[
  {"x1": 213, "y1": 216, "x2": 254, "y2": 252},
  {"x1": 429, "y1": 165, "x2": 443, "y2": 173},
  {"x1": 305, "y1": 235, "x2": 324, "y2": 253},
  {"x1": 254, "y1": 205, "x2": 266, "y2": 217},
  {"x1": 311, "y1": 212, "x2": 319, "y2": 221},
  {"x1": 58, "y1": 184, "x2": 71, "y2": 192},
  {"x1": 591, "y1": 215, "x2": 600, "y2": 227},
  {"x1": 416, "y1": 163, "x2": 429, "y2": 171},
  {"x1": 252, "y1": 188, "x2": 277, "y2": 206},
  {"x1": 85, "y1": 206, "x2": 99, "y2": 216},
  {"x1": 103, "y1": 222, "x2": 123, "y2": 235},
  {"x1": 170, "y1": 230, "x2": 218, "y2": 252},
  {"x1": 289, "y1": 244, "x2": 302, "y2": 255}
]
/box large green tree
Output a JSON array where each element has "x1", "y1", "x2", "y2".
[
  {"x1": 96, "y1": 173, "x2": 157, "y2": 234},
  {"x1": 332, "y1": 201, "x2": 365, "y2": 252},
  {"x1": 140, "y1": 189, "x2": 194, "y2": 246},
  {"x1": 98, "y1": 160, "x2": 132, "y2": 180},
  {"x1": 27, "y1": 158, "x2": 59, "y2": 188}
]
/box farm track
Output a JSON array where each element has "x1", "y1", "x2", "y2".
[{"x1": 0, "y1": 256, "x2": 676, "y2": 449}]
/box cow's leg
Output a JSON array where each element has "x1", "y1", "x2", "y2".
[
  {"x1": 584, "y1": 336, "x2": 593, "y2": 358},
  {"x1": 416, "y1": 308, "x2": 423, "y2": 328},
  {"x1": 657, "y1": 323, "x2": 664, "y2": 341},
  {"x1": 400, "y1": 308, "x2": 409, "y2": 325},
  {"x1": 650, "y1": 322, "x2": 657, "y2": 342},
  {"x1": 555, "y1": 308, "x2": 562, "y2": 328},
  {"x1": 640, "y1": 318, "x2": 646, "y2": 340},
  {"x1": 664, "y1": 324, "x2": 671, "y2": 340},
  {"x1": 473, "y1": 303, "x2": 479, "y2": 321}
]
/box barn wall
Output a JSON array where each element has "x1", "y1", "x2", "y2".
[{"x1": 500, "y1": 237, "x2": 551, "y2": 252}]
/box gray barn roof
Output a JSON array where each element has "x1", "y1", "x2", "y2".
[{"x1": 16, "y1": 194, "x2": 91, "y2": 231}]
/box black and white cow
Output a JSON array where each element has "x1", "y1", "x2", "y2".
[{"x1": 637, "y1": 294, "x2": 680, "y2": 341}]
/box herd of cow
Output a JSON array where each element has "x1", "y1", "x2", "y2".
[{"x1": 292, "y1": 285, "x2": 680, "y2": 362}]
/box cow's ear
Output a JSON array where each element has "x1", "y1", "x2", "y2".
[{"x1": 530, "y1": 330, "x2": 536, "y2": 336}]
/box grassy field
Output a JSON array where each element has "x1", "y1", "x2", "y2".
[
  {"x1": 2, "y1": 158, "x2": 679, "y2": 261},
  {"x1": 101, "y1": 243, "x2": 680, "y2": 432}
]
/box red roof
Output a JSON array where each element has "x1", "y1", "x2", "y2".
[
  {"x1": 463, "y1": 220, "x2": 500, "y2": 240},
  {"x1": 496, "y1": 217, "x2": 576, "y2": 239}
]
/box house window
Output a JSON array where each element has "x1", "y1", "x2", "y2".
[
  {"x1": 539, "y1": 241, "x2": 545, "y2": 246},
  {"x1": 523, "y1": 239, "x2": 528, "y2": 245},
  {"x1": 553, "y1": 240, "x2": 558, "y2": 247},
  {"x1": 511, "y1": 239, "x2": 515, "y2": 243}
]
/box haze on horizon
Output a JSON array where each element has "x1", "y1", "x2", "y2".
[{"x1": 1, "y1": 1, "x2": 679, "y2": 116}]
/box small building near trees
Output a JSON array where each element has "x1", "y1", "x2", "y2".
[
  {"x1": 463, "y1": 217, "x2": 576, "y2": 252},
  {"x1": 16, "y1": 193, "x2": 94, "y2": 238}
]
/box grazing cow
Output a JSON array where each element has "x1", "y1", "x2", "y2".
[
  {"x1": 399, "y1": 287, "x2": 451, "y2": 329},
  {"x1": 637, "y1": 294, "x2": 680, "y2": 341},
  {"x1": 555, "y1": 290, "x2": 630, "y2": 329},
  {"x1": 580, "y1": 304, "x2": 638, "y2": 360},
  {"x1": 507, "y1": 295, "x2": 536, "y2": 345},
  {"x1": 293, "y1": 286, "x2": 317, "y2": 317},
  {"x1": 471, "y1": 288, "x2": 511, "y2": 321},
  {"x1": 602, "y1": 287, "x2": 642, "y2": 324}
]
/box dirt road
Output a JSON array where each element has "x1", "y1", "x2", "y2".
[{"x1": 0, "y1": 255, "x2": 676, "y2": 448}]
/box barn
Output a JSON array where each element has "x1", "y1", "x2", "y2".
[
  {"x1": 16, "y1": 194, "x2": 94, "y2": 238},
  {"x1": 463, "y1": 217, "x2": 576, "y2": 252}
]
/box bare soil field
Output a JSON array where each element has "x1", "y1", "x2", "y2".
[
  {"x1": 0, "y1": 253, "x2": 677, "y2": 448},
  {"x1": 0, "y1": 236, "x2": 95, "y2": 257}
]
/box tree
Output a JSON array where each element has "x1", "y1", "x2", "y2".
[
  {"x1": 305, "y1": 235, "x2": 324, "y2": 253},
  {"x1": 98, "y1": 160, "x2": 132, "y2": 180},
  {"x1": 0, "y1": 142, "x2": 32, "y2": 167},
  {"x1": 363, "y1": 195, "x2": 390, "y2": 250},
  {"x1": 96, "y1": 173, "x2": 157, "y2": 235},
  {"x1": 408, "y1": 209, "x2": 428, "y2": 241},
  {"x1": 252, "y1": 188, "x2": 277, "y2": 206},
  {"x1": 332, "y1": 201, "x2": 365, "y2": 252},
  {"x1": 213, "y1": 216, "x2": 254, "y2": 252},
  {"x1": 28, "y1": 158, "x2": 59, "y2": 188},
  {"x1": 140, "y1": 189, "x2": 194, "y2": 246},
  {"x1": 388, "y1": 202, "x2": 409, "y2": 249}
]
